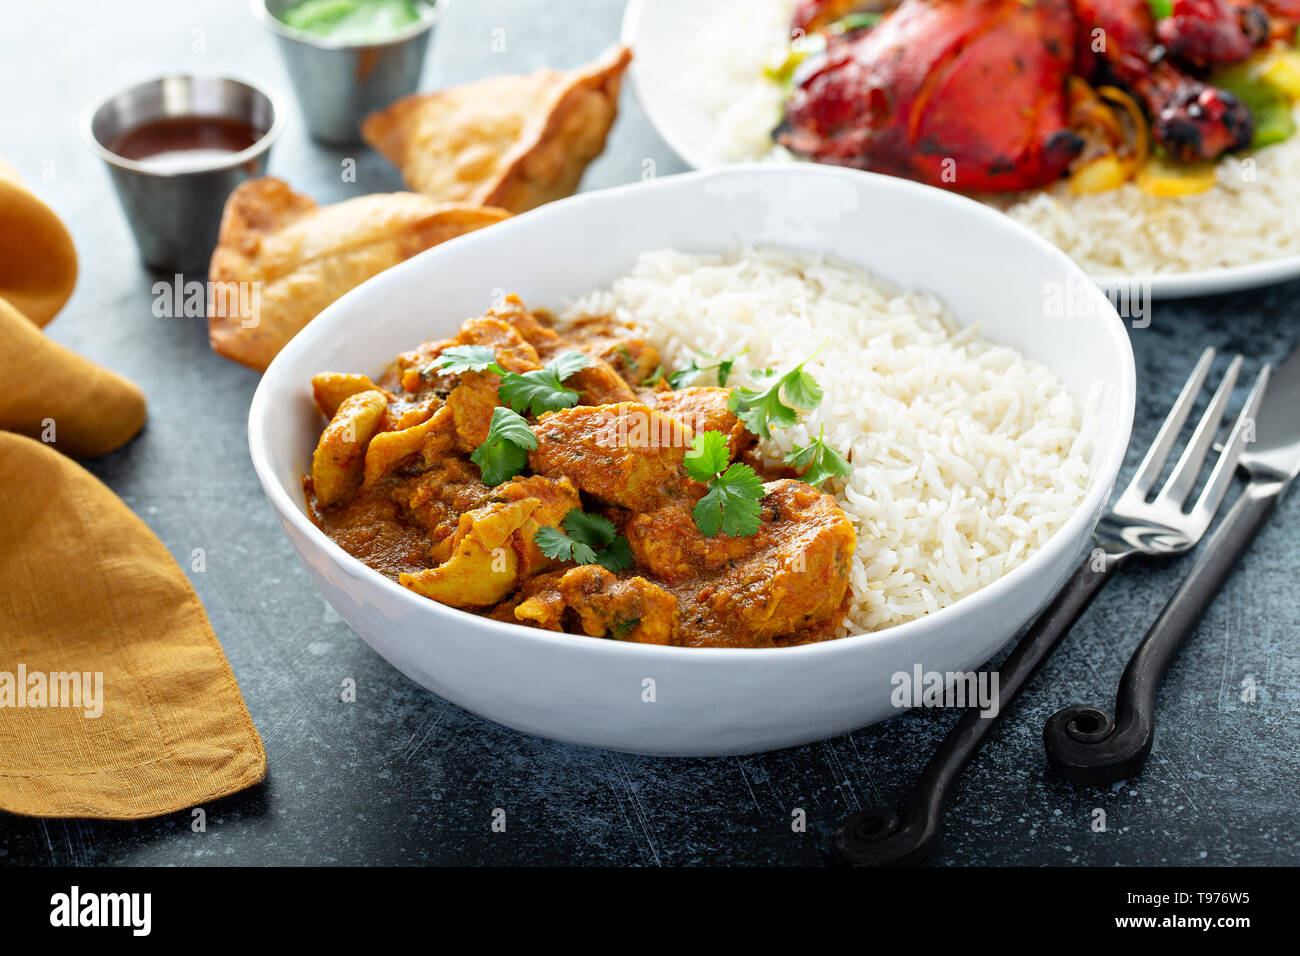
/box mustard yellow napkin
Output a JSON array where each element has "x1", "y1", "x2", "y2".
[
  {"x1": 0, "y1": 166, "x2": 265, "y2": 818},
  {"x1": 0, "y1": 295, "x2": 147, "y2": 458},
  {"x1": 0, "y1": 159, "x2": 77, "y2": 327},
  {"x1": 0, "y1": 433, "x2": 266, "y2": 818}
]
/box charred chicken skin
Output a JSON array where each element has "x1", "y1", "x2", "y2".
[
  {"x1": 1077, "y1": 0, "x2": 1254, "y2": 162},
  {"x1": 780, "y1": 0, "x2": 1291, "y2": 190},
  {"x1": 779, "y1": 0, "x2": 1085, "y2": 191}
]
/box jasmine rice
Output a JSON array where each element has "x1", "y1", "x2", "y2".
[{"x1": 563, "y1": 248, "x2": 1094, "y2": 634}]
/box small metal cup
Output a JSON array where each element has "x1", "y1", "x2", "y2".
[
  {"x1": 82, "y1": 75, "x2": 285, "y2": 274},
  {"x1": 252, "y1": 0, "x2": 446, "y2": 144}
]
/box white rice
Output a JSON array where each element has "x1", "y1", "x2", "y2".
[
  {"x1": 683, "y1": 0, "x2": 1300, "y2": 276},
  {"x1": 563, "y1": 248, "x2": 1093, "y2": 635}
]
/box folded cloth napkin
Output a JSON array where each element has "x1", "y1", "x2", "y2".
[
  {"x1": 0, "y1": 294, "x2": 147, "y2": 457},
  {"x1": 0, "y1": 433, "x2": 267, "y2": 817},
  {"x1": 0, "y1": 166, "x2": 265, "y2": 818},
  {"x1": 0, "y1": 158, "x2": 78, "y2": 327}
]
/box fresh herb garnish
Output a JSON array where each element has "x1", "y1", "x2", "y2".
[
  {"x1": 1146, "y1": 0, "x2": 1172, "y2": 19},
  {"x1": 642, "y1": 364, "x2": 665, "y2": 386},
  {"x1": 727, "y1": 351, "x2": 824, "y2": 440},
  {"x1": 470, "y1": 407, "x2": 537, "y2": 486},
  {"x1": 429, "y1": 347, "x2": 592, "y2": 416},
  {"x1": 667, "y1": 348, "x2": 747, "y2": 390},
  {"x1": 609, "y1": 617, "x2": 640, "y2": 639},
  {"x1": 534, "y1": 508, "x2": 632, "y2": 571},
  {"x1": 784, "y1": 425, "x2": 852, "y2": 488},
  {"x1": 498, "y1": 351, "x2": 592, "y2": 416},
  {"x1": 426, "y1": 344, "x2": 502, "y2": 376},
  {"x1": 683, "y1": 430, "x2": 764, "y2": 538}
]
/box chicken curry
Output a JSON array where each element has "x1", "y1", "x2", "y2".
[{"x1": 305, "y1": 295, "x2": 856, "y2": 648}]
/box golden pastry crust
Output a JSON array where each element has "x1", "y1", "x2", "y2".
[
  {"x1": 362, "y1": 44, "x2": 632, "y2": 214},
  {"x1": 207, "y1": 177, "x2": 509, "y2": 372}
]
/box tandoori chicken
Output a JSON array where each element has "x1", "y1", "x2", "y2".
[{"x1": 777, "y1": 0, "x2": 1300, "y2": 192}]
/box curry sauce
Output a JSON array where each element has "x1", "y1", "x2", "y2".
[{"x1": 305, "y1": 295, "x2": 856, "y2": 648}]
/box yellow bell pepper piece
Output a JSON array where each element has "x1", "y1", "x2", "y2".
[
  {"x1": 1136, "y1": 158, "x2": 1217, "y2": 198},
  {"x1": 1070, "y1": 154, "x2": 1128, "y2": 194},
  {"x1": 1259, "y1": 50, "x2": 1300, "y2": 100}
]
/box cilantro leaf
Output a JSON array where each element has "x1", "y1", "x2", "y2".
[
  {"x1": 728, "y1": 367, "x2": 801, "y2": 439},
  {"x1": 497, "y1": 350, "x2": 592, "y2": 416},
  {"x1": 781, "y1": 364, "x2": 824, "y2": 410},
  {"x1": 683, "y1": 430, "x2": 732, "y2": 483},
  {"x1": 692, "y1": 463, "x2": 764, "y2": 538},
  {"x1": 784, "y1": 426, "x2": 851, "y2": 488},
  {"x1": 667, "y1": 363, "x2": 700, "y2": 390},
  {"x1": 715, "y1": 351, "x2": 743, "y2": 387},
  {"x1": 470, "y1": 407, "x2": 537, "y2": 486},
  {"x1": 682, "y1": 430, "x2": 764, "y2": 537},
  {"x1": 534, "y1": 524, "x2": 598, "y2": 566},
  {"x1": 727, "y1": 352, "x2": 824, "y2": 439},
  {"x1": 642, "y1": 364, "x2": 664, "y2": 386},
  {"x1": 562, "y1": 509, "x2": 617, "y2": 547},
  {"x1": 533, "y1": 508, "x2": 632, "y2": 572},
  {"x1": 427, "y1": 344, "x2": 504, "y2": 376},
  {"x1": 545, "y1": 350, "x2": 593, "y2": 383},
  {"x1": 667, "y1": 348, "x2": 747, "y2": 390},
  {"x1": 597, "y1": 535, "x2": 633, "y2": 572}
]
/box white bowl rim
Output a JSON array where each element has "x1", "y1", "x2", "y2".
[{"x1": 249, "y1": 162, "x2": 1136, "y2": 664}]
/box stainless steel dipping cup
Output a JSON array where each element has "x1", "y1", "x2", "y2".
[
  {"x1": 82, "y1": 75, "x2": 285, "y2": 274},
  {"x1": 252, "y1": 0, "x2": 445, "y2": 144}
]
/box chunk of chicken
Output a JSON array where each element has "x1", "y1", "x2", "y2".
[
  {"x1": 491, "y1": 294, "x2": 563, "y2": 351},
  {"x1": 517, "y1": 565, "x2": 678, "y2": 644},
  {"x1": 494, "y1": 474, "x2": 582, "y2": 577},
  {"x1": 446, "y1": 370, "x2": 501, "y2": 451},
  {"x1": 394, "y1": 314, "x2": 543, "y2": 393},
  {"x1": 559, "y1": 314, "x2": 661, "y2": 386},
  {"x1": 645, "y1": 387, "x2": 754, "y2": 456},
  {"x1": 398, "y1": 456, "x2": 494, "y2": 561},
  {"x1": 625, "y1": 479, "x2": 856, "y2": 646},
  {"x1": 312, "y1": 389, "x2": 389, "y2": 506},
  {"x1": 312, "y1": 372, "x2": 384, "y2": 418},
  {"x1": 528, "y1": 402, "x2": 700, "y2": 511},
  {"x1": 565, "y1": 357, "x2": 638, "y2": 405},
  {"x1": 487, "y1": 570, "x2": 567, "y2": 629},
  {"x1": 400, "y1": 498, "x2": 539, "y2": 607},
  {"x1": 363, "y1": 405, "x2": 456, "y2": 487},
  {"x1": 451, "y1": 315, "x2": 542, "y2": 373}
]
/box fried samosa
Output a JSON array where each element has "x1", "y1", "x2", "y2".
[
  {"x1": 207, "y1": 178, "x2": 509, "y2": 372},
  {"x1": 361, "y1": 44, "x2": 632, "y2": 214}
]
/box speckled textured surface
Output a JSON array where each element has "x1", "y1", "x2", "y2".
[{"x1": 1, "y1": 0, "x2": 1297, "y2": 867}]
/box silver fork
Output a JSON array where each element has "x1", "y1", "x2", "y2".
[{"x1": 836, "y1": 347, "x2": 1267, "y2": 867}]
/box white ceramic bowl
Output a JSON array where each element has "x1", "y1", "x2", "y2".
[{"x1": 249, "y1": 164, "x2": 1135, "y2": 756}]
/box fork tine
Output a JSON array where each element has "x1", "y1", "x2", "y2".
[
  {"x1": 1159, "y1": 354, "x2": 1242, "y2": 508},
  {"x1": 1126, "y1": 347, "x2": 1216, "y2": 498},
  {"x1": 1189, "y1": 363, "x2": 1272, "y2": 523}
]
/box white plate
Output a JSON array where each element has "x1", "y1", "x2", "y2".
[
  {"x1": 250, "y1": 164, "x2": 1134, "y2": 756},
  {"x1": 622, "y1": 0, "x2": 1300, "y2": 299}
]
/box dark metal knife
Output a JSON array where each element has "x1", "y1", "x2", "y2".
[{"x1": 1043, "y1": 345, "x2": 1300, "y2": 785}]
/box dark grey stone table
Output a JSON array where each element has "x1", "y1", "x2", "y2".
[{"x1": 2, "y1": 0, "x2": 1296, "y2": 866}]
